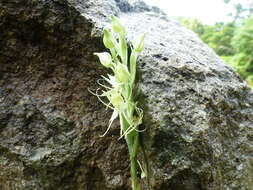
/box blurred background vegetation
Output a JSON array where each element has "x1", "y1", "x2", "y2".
[{"x1": 178, "y1": 0, "x2": 253, "y2": 88}]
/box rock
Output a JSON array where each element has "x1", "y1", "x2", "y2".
[
  {"x1": 0, "y1": 0, "x2": 252, "y2": 190},
  {"x1": 119, "y1": 11, "x2": 253, "y2": 190}
]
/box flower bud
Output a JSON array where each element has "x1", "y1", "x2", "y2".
[
  {"x1": 115, "y1": 64, "x2": 130, "y2": 83},
  {"x1": 94, "y1": 52, "x2": 112, "y2": 68},
  {"x1": 111, "y1": 16, "x2": 125, "y2": 34},
  {"x1": 103, "y1": 29, "x2": 114, "y2": 49},
  {"x1": 132, "y1": 33, "x2": 146, "y2": 52}
]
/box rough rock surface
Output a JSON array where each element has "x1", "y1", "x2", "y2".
[{"x1": 0, "y1": 0, "x2": 252, "y2": 190}]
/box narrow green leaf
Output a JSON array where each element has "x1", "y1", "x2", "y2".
[
  {"x1": 111, "y1": 16, "x2": 126, "y2": 34},
  {"x1": 132, "y1": 33, "x2": 146, "y2": 53},
  {"x1": 109, "y1": 48, "x2": 118, "y2": 64},
  {"x1": 103, "y1": 29, "x2": 115, "y2": 49},
  {"x1": 130, "y1": 50, "x2": 137, "y2": 85},
  {"x1": 119, "y1": 34, "x2": 128, "y2": 65}
]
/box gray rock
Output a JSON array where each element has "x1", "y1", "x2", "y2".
[
  {"x1": 0, "y1": 0, "x2": 252, "y2": 190},
  {"x1": 122, "y1": 12, "x2": 253, "y2": 189}
]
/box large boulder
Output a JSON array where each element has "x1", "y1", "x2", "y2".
[{"x1": 0, "y1": 0, "x2": 252, "y2": 190}]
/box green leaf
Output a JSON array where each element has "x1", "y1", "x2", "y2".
[
  {"x1": 119, "y1": 34, "x2": 128, "y2": 65},
  {"x1": 130, "y1": 50, "x2": 137, "y2": 85},
  {"x1": 110, "y1": 48, "x2": 119, "y2": 64},
  {"x1": 111, "y1": 16, "x2": 126, "y2": 34},
  {"x1": 132, "y1": 33, "x2": 146, "y2": 52},
  {"x1": 103, "y1": 29, "x2": 115, "y2": 49}
]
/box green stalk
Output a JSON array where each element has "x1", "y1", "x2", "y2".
[
  {"x1": 110, "y1": 48, "x2": 118, "y2": 63},
  {"x1": 120, "y1": 113, "x2": 141, "y2": 190},
  {"x1": 131, "y1": 154, "x2": 140, "y2": 190},
  {"x1": 130, "y1": 132, "x2": 140, "y2": 190},
  {"x1": 120, "y1": 113, "x2": 131, "y2": 151}
]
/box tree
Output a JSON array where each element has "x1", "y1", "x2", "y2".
[
  {"x1": 179, "y1": 18, "x2": 235, "y2": 56},
  {"x1": 224, "y1": 0, "x2": 253, "y2": 21},
  {"x1": 177, "y1": 17, "x2": 205, "y2": 36},
  {"x1": 178, "y1": 14, "x2": 253, "y2": 88},
  {"x1": 201, "y1": 22, "x2": 236, "y2": 56},
  {"x1": 231, "y1": 14, "x2": 253, "y2": 83}
]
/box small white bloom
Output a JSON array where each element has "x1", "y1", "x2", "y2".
[{"x1": 94, "y1": 52, "x2": 112, "y2": 68}]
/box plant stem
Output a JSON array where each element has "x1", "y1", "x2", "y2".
[
  {"x1": 131, "y1": 155, "x2": 140, "y2": 190},
  {"x1": 120, "y1": 113, "x2": 141, "y2": 190},
  {"x1": 130, "y1": 132, "x2": 140, "y2": 190}
]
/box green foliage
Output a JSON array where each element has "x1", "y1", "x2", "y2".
[
  {"x1": 230, "y1": 14, "x2": 253, "y2": 85},
  {"x1": 224, "y1": 0, "x2": 253, "y2": 21},
  {"x1": 93, "y1": 16, "x2": 145, "y2": 190},
  {"x1": 201, "y1": 22, "x2": 236, "y2": 56},
  {"x1": 179, "y1": 18, "x2": 235, "y2": 56},
  {"x1": 179, "y1": 15, "x2": 253, "y2": 88},
  {"x1": 178, "y1": 17, "x2": 205, "y2": 36},
  {"x1": 232, "y1": 14, "x2": 253, "y2": 55}
]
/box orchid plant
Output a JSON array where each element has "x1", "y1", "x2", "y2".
[{"x1": 92, "y1": 16, "x2": 145, "y2": 190}]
